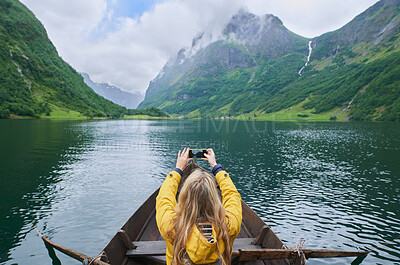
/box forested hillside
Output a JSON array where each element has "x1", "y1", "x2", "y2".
[{"x1": 0, "y1": 0, "x2": 167, "y2": 119}]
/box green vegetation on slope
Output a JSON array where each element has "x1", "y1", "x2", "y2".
[
  {"x1": 260, "y1": 50, "x2": 400, "y2": 122},
  {"x1": 350, "y1": 53, "x2": 400, "y2": 121},
  {"x1": 140, "y1": 46, "x2": 400, "y2": 121},
  {"x1": 0, "y1": 0, "x2": 168, "y2": 119},
  {"x1": 139, "y1": 38, "x2": 308, "y2": 117},
  {"x1": 0, "y1": 0, "x2": 123, "y2": 118}
]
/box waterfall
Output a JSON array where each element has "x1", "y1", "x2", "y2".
[
  {"x1": 243, "y1": 44, "x2": 257, "y2": 83},
  {"x1": 298, "y1": 41, "x2": 313, "y2": 76},
  {"x1": 10, "y1": 47, "x2": 32, "y2": 92},
  {"x1": 342, "y1": 96, "x2": 355, "y2": 112},
  {"x1": 12, "y1": 61, "x2": 31, "y2": 92},
  {"x1": 332, "y1": 95, "x2": 357, "y2": 117}
]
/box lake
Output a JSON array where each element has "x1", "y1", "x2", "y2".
[{"x1": 1, "y1": 119, "x2": 399, "y2": 265}]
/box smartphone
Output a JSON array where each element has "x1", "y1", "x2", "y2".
[{"x1": 189, "y1": 149, "x2": 207, "y2": 159}]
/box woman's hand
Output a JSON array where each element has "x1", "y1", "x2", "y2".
[
  {"x1": 202, "y1": 148, "x2": 217, "y2": 169},
  {"x1": 176, "y1": 147, "x2": 192, "y2": 171}
]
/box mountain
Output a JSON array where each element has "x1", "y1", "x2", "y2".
[
  {"x1": 139, "y1": 0, "x2": 400, "y2": 121},
  {"x1": 81, "y1": 73, "x2": 144, "y2": 109},
  {"x1": 139, "y1": 10, "x2": 308, "y2": 115},
  {"x1": 295, "y1": 0, "x2": 400, "y2": 121},
  {"x1": 0, "y1": 0, "x2": 127, "y2": 118}
]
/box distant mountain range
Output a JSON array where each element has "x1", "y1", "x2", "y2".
[
  {"x1": 139, "y1": 0, "x2": 400, "y2": 121},
  {"x1": 81, "y1": 73, "x2": 144, "y2": 109}
]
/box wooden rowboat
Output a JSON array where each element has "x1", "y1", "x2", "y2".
[
  {"x1": 95, "y1": 163, "x2": 368, "y2": 265},
  {"x1": 39, "y1": 163, "x2": 368, "y2": 264},
  {"x1": 98, "y1": 162, "x2": 295, "y2": 265}
]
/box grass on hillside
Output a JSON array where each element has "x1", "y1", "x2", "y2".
[
  {"x1": 235, "y1": 99, "x2": 349, "y2": 121},
  {"x1": 38, "y1": 104, "x2": 89, "y2": 119},
  {"x1": 40, "y1": 110, "x2": 87, "y2": 119},
  {"x1": 162, "y1": 99, "x2": 351, "y2": 122}
]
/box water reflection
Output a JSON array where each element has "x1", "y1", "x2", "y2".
[
  {"x1": 43, "y1": 241, "x2": 61, "y2": 265},
  {"x1": 1, "y1": 120, "x2": 399, "y2": 265},
  {"x1": 0, "y1": 120, "x2": 94, "y2": 263},
  {"x1": 230, "y1": 122, "x2": 400, "y2": 264}
]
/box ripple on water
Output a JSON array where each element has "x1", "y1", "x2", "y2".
[{"x1": 237, "y1": 123, "x2": 400, "y2": 265}]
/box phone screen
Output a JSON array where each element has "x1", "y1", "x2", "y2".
[{"x1": 189, "y1": 149, "x2": 207, "y2": 159}]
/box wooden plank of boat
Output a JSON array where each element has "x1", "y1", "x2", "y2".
[
  {"x1": 235, "y1": 249, "x2": 369, "y2": 261},
  {"x1": 125, "y1": 238, "x2": 259, "y2": 256},
  {"x1": 125, "y1": 242, "x2": 369, "y2": 260},
  {"x1": 39, "y1": 233, "x2": 369, "y2": 265},
  {"x1": 100, "y1": 163, "x2": 298, "y2": 265}
]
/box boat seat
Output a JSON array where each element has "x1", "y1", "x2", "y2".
[{"x1": 126, "y1": 238, "x2": 260, "y2": 257}]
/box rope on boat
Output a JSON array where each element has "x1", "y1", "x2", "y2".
[
  {"x1": 88, "y1": 252, "x2": 108, "y2": 265},
  {"x1": 287, "y1": 235, "x2": 399, "y2": 264},
  {"x1": 291, "y1": 238, "x2": 307, "y2": 264}
]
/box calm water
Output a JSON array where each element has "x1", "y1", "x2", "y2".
[{"x1": 0, "y1": 119, "x2": 399, "y2": 265}]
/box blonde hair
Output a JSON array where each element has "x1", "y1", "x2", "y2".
[{"x1": 169, "y1": 169, "x2": 231, "y2": 265}]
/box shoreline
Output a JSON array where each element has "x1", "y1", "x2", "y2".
[{"x1": 2, "y1": 115, "x2": 387, "y2": 123}]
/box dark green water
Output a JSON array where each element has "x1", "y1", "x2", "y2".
[{"x1": 1, "y1": 119, "x2": 399, "y2": 265}]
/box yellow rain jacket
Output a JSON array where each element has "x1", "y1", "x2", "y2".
[{"x1": 156, "y1": 168, "x2": 242, "y2": 265}]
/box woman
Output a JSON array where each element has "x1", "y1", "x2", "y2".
[{"x1": 156, "y1": 148, "x2": 242, "y2": 265}]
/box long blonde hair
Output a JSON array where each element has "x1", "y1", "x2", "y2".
[{"x1": 169, "y1": 169, "x2": 231, "y2": 265}]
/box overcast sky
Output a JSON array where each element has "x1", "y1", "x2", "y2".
[{"x1": 20, "y1": 0, "x2": 379, "y2": 95}]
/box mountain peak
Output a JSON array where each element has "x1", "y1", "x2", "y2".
[
  {"x1": 222, "y1": 11, "x2": 284, "y2": 47},
  {"x1": 226, "y1": 9, "x2": 282, "y2": 30},
  {"x1": 163, "y1": 10, "x2": 296, "y2": 68}
]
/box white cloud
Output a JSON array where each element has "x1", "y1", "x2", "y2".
[
  {"x1": 245, "y1": 0, "x2": 379, "y2": 37},
  {"x1": 21, "y1": 0, "x2": 243, "y2": 94},
  {"x1": 20, "y1": 0, "x2": 379, "y2": 95},
  {"x1": 21, "y1": 0, "x2": 107, "y2": 41}
]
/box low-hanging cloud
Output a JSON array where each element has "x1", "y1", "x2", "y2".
[
  {"x1": 245, "y1": 0, "x2": 379, "y2": 37},
  {"x1": 20, "y1": 0, "x2": 378, "y2": 95}
]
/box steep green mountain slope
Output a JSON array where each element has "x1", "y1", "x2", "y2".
[
  {"x1": 0, "y1": 0, "x2": 156, "y2": 119},
  {"x1": 139, "y1": 11, "x2": 309, "y2": 116},
  {"x1": 298, "y1": 0, "x2": 400, "y2": 121},
  {"x1": 139, "y1": 0, "x2": 400, "y2": 121}
]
